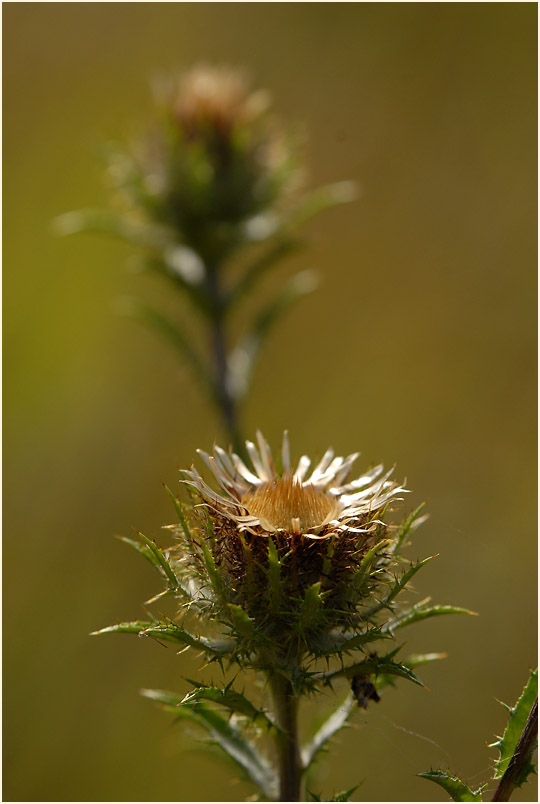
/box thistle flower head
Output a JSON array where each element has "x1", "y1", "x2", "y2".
[{"x1": 176, "y1": 432, "x2": 414, "y2": 665}]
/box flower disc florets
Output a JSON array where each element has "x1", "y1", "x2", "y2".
[{"x1": 181, "y1": 432, "x2": 407, "y2": 648}]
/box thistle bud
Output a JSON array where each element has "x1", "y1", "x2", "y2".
[{"x1": 112, "y1": 65, "x2": 298, "y2": 263}]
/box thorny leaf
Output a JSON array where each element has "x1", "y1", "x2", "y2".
[
  {"x1": 157, "y1": 696, "x2": 276, "y2": 799},
  {"x1": 490, "y1": 668, "x2": 538, "y2": 780},
  {"x1": 419, "y1": 770, "x2": 485, "y2": 801},
  {"x1": 301, "y1": 692, "x2": 355, "y2": 769}
]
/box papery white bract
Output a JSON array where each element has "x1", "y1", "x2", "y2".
[{"x1": 184, "y1": 430, "x2": 407, "y2": 538}]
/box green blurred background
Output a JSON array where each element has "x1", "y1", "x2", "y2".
[{"x1": 3, "y1": 3, "x2": 537, "y2": 801}]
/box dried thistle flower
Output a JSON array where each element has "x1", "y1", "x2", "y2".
[
  {"x1": 164, "y1": 430, "x2": 442, "y2": 679},
  {"x1": 181, "y1": 431, "x2": 408, "y2": 654}
]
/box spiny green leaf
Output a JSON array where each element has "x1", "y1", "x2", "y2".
[
  {"x1": 313, "y1": 626, "x2": 392, "y2": 657},
  {"x1": 405, "y1": 652, "x2": 448, "y2": 668},
  {"x1": 136, "y1": 531, "x2": 178, "y2": 588},
  {"x1": 491, "y1": 668, "x2": 538, "y2": 779},
  {"x1": 392, "y1": 502, "x2": 428, "y2": 555},
  {"x1": 308, "y1": 785, "x2": 360, "y2": 802},
  {"x1": 267, "y1": 538, "x2": 282, "y2": 613},
  {"x1": 91, "y1": 620, "x2": 154, "y2": 637},
  {"x1": 299, "y1": 582, "x2": 324, "y2": 631},
  {"x1": 142, "y1": 690, "x2": 275, "y2": 797},
  {"x1": 116, "y1": 534, "x2": 164, "y2": 574},
  {"x1": 227, "y1": 604, "x2": 256, "y2": 638},
  {"x1": 163, "y1": 484, "x2": 191, "y2": 542},
  {"x1": 377, "y1": 652, "x2": 447, "y2": 690},
  {"x1": 364, "y1": 555, "x2": 436, "y2": 618},
  {"x1": 171, "y1": 700, "x2": 276, "y2": 798},
  {"x1": 91, "y1": 620, "x2": 228, "y2": 655},
  {"x1": 137, "y1": 623, "x2": 206, "y2": 649},
  {"x1": 419, "y1": 770, "x2": 485, "y2": 801},
  {"x1": 339, "y1": 627, "x2": 393, "y2": 653},
  {"x1": 180, "y1": 684, "x2": 276, "y2": 730},
  {"x1": 319, "y1": 651, "x2": 425, "y2": 688},
  {"x1": 141, "y1": 688, "x2": 184, "y2": 709},
  {"x1": 199, "y1": 539, "x2": 226, "y2": 603},
  {"x1": 321, "y1": 535, "x2": 336, "y2": 584},
  {"x1": 330, "y1": 785, "x2": 360, "y2": 802},
  {"x1": 352, "y1": 539, "x2": 392, "y2": 594},
  {"x1": 301, "y1": 692, "x2": 355, "y2": 769},
  {"x1": 384, "y1": 598, "x2": 476, "y2": 633}
]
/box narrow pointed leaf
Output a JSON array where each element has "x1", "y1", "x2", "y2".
[
  {"x1": 392, "y1": 502, "x2": 428, "y2": 555},
  {"x1": 376, "y1": 653, "x2": 447, "y2": 691},
  {"x1": 339, "y1": 627, "x2": 393, "y2": 653},
  {"x1": 229, "y1": 237, "x2": 303, "y2": 306},
  {"x1": 491, "y1": 668, "x2": 538, "y2": 779},
  {"x1": 301, "y1": 693, "x2": 355, "y2": 769},
  {"x1": 91, "y1": 620, "x2": 229, "y2": 655},
  {"x1": 364, "y1": 555, "x2": 436, "y2": 618},
  {"x1": 384, "y1": 599, "x2": 476, "y2": 633},
  {"x1": 116, "y1": 534, "x2": 165, "y2": 575},
  {"x1": 136, "y1": 531, "x2": 178, "y2": 588},
  {"x1": 176, "y1": 702, "x2": 276, "y2": 798},
  {"x1": 419, "y1": 770, "x2": 485, "y2": 801},
  {"x1": 267, "y1": 538, "x2": 282, "y2": 614},
  {"x1": 142, "y1": 690, "x2": 275, "y2": 797},
  {"x1": 352, "y1": 539, "x2": 392, "y2": 594},
  {"x1": 180, "y1": 684, "x2": 276, "y2": 730},
  {"x1": 299, "y1": 582, "x2": 323, "y2": 631},
  {"x1": 121, "y1": 299, "x2": 213, "y2": 394},
  {"x1": 228, "y1": 270, "x2": 318, "y2": 400},
  {"x1": 285, "y1": 181, "x2": 358, "y2": 229},
  {"x1": 320, "y1": 653, "x2": 425, "y2": 688},
  {"x1": 91, "y1": 620, "x2": 154, "y2": 637},
  {"x1": 53, "y1": 207, "x2": 169, "y2": 249},
  {"x1": 163, "y1": 484, "x2": 192, "y2": 542},
  {"x1": 199, "y1": 539, "x2": 226, "y2": 604},
  {"x1": 330, "y1": 786, "x2": 361, "y2": 802},
  {"x1": 227, "y1": 604, "x2": 256, "y2": 638}
]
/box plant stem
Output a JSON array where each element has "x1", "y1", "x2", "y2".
[
  {"x1": 492, "y1": 697, "x2": 538, "y2": 802},
  {"x1": 269, "y1": 673, "x2": 303, "y2": 802},
  {"x1": 204, "y1": 263, "x2": 244, "y2": 455}
]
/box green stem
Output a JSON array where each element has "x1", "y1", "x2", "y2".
[
  {"x1": 204, "y1": 263, "x2": 245, "y2": 456},
  {"x1": 269, "y1": 673, "x2": 303, "y2": 802}
]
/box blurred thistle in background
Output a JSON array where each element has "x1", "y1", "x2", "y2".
[
  {"x1": 3, "y1": 4, "x2": 537, "y2": 802},
  {"x1": 56, "y1": 63, "x2": 355, "y2": 453}
]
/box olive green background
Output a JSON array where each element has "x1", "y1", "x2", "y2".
[{"x1": 3, "y1": 3, "x2": 537, "y2": 802}]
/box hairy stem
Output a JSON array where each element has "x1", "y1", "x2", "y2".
[
  {"x1": 269, "y1": 673, "x2": 303, "y2": 802},
  {"x1": 492, "y1": 697, "x2": 538, "y2": 802}
]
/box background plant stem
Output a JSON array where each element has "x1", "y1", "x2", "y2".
[
  {"x1": 204, "y1": 263, "x2": 244, "y2": 455},
  {"x1": 491, "y1": 698, "x2": 538, "y2": 802},
  {"x1": 269, "y1": 673, "x2": 303, "y2": 801}
]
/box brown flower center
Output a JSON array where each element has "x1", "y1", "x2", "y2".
[{"x1": 241, "y1": 474, "x2": 337, "y2": 533}]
